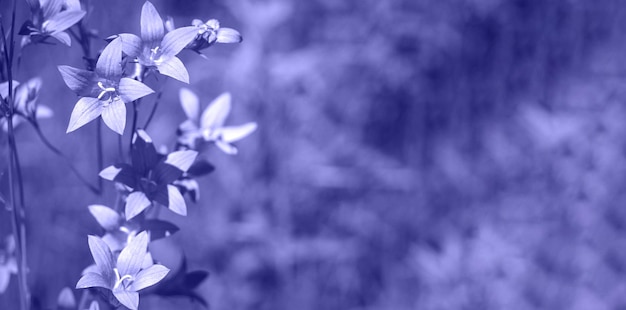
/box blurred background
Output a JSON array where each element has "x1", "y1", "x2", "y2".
[{"x1": 2, "y1": 0, "x2": 626, "y2": 309}]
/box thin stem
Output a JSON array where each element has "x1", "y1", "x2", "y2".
[
  {"x1": 130, "y1": 98, "x2": 139, "y2": 152},
  {"x1": 143, "y1": 89, "x2": 163, "y2": 130},
  {"x1": 96, "y1": 120, "x2": 103, "y2": 193}
]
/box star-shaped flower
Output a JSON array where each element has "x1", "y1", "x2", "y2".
[
  {"x1": 76, "y1": 232, "x2": 169, "y2": 310},
  {"x1": 58, "y1": 37, "x2": 154, "y2": 134},
  {"x1": 117, "y1": 1, "x2": 200, "y2": 83},
  {"x1": 20, "y1": 0, "x2": 86, "y2": 46},
  {"x1": 186, "y1": 18, "x2": 242, "y2": 53},
  {"x1": 99, "y1": 130, "x2": 198, "y2": 220},
  {"x1": 178, "y1": 88, "x2": 257, "y2": 154},
  {"x1": 0, "y1": 235, "x2": 17, "y2": 294},
  {"x1": 0, "y1": 77, "x2": 53, "y2": 131}
]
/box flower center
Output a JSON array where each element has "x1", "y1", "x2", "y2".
[
  {"x1": 97, "y1": 81, "x2": 119, "y2": 105},
  {"x1": 113, "y1": 268, "x2": 134, "y2": 290}
]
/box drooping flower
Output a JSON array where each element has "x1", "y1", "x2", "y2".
[
  {"x1": 76, "y1": 232, "x2": 169, "y2": 310},
  {"x1": 0, "y1": 235, "x2": 17, "y2": 294},
  {"x1": 0, "y1": 77, "x2": 52, "y2": 131},
  {"x1": 117, "y1": 1, "x2": 199, "y2": 83},
  {"x1": 58, "y1": 37, "x2": 154, "y2": 134},
  {"x1": 20, "y1": 0, "x2": 86, "y2": 46},
  {"x1": 178, "y1": 88, "x2": 257, "y2": 154},
  {"x1": 99, "y1": 130, "x2": 198, "y2": 220}
]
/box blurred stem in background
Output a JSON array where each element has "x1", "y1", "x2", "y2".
[{"x1": 1, "y1": 0, "x2": 30, "y2": 308}]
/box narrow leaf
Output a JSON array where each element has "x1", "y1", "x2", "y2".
[
  {"x1": 179, "y1": 88, "x2": 199, "y2": 121},
  {"x1": 132, "y1": 264, "x2": 170, "y2": 291},
  {"x1": 217, "y1": 28, "x2": 242, "y2": 43},
  {"x1": 57, "y1": 65, "x2": 96, "y2": 96},
  {"x1": 76, "y1": 272, "x2": 110, "y2": 289},
  {"x1": 67, "y1": 97, "x2": 102, "y2": 133},
  {"x1": 118, "y1": 78, "x2": 154, "y2": 103},
  {"x1": 113, "y1": 290, "x2": 139, "y2": 310},
  {"x1": 88, "y1": 205, "x2": 121, "y2": 231},
  {"x1": 160, "y1": 26, "x2": 199, "y2": 58},
  {"x1": 118, "y1": 33, "x2": 143, "y2": 57},
  {"x1": 117, "y1": 231, "x2": 149, "y2": 276},
  {"x1": 157, "y1": 56, "x2": 189, "y2": 83},
  {"x1": 125, "y1": 191, "x2": 152, "y2": 220},
  {"x1": 201, "y1": 92, "x2": 231, "y2": 130},
  {"x1": 219, "y1": 122, "x2": 257, "y2": 143},
  {"x1": 96, "y1": 37, "x2": 123, "y2": 79},
  {"x1": 167, "y1": 185, "x2": 187, "y2": 216},
  {"x1": 43, "y1": 10, "x2": 86, "y2": 34},
  {"x1": 140, "y1": 1, "x2": 164, "y2": 44}
]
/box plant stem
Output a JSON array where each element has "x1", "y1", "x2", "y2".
[
  {"x1": 143, "y1": 89, "x2": 163, "y2": 130},
  {"x1": 130, "y1": 99, "x2": 139, "y2": 151}
]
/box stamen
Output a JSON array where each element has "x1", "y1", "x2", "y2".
[
  {"x1": 113, "y1": 268, "x2": 134, "y2": 289},
  {"x1": 96, "y1": 82, "x2": 117, "y2": 101}
]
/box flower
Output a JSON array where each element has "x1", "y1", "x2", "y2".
[
  {"x1": 0, "y1": 235, "x2": 17, "y2": 294},
  {"x1": 117, "y1": 1, "x2": 199, "y2": 83},
  {"x1": 99, "y1": 130, "x2": 198, "y2": 220},
  {"x1": 76, "y1": 232, "x2": 169, "y2": 310},
  {"x1": 178, "y1": 88, "x2": 257, "y2": 154},
  {"x1": 0, "y1": 77, "x2": 53, "y2": 131},
  {"x1": 58, "y1": 37, "x2": 154, "y2": 134},
  {"x1": 187, "y1": 19, "x2": 242, "y2": 53},
  {"x1": 20, "y1": 0, "x2": 86, "y2": 46}
]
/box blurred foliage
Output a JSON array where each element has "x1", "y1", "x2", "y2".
[{"x1": 2, "y1": 0, "x2": 626, "y2": 309}]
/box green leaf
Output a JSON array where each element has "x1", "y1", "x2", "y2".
[
  {"x1": 96, "y1": 37, "x2": 123, "y2": 79},
  {"x1": 157, "y1": 56, "x2": 189, "y2": 83},
  {"x1": 132, "y1": 264, "x2": 170, "y2": 291},
  {"x1": 142, "y1": 219, "x2": 179, "y2": 240},
  {"x1": 216, "y1": 28, "x2": 242, "y2": 43},
  {"x1": 101, "y1": 98, "x2": 127, "y2": 135},
  {"x1": 87, "y1": 235, "x2": 115, "y2": 282},
  {"x1": 160, "y1": 26, "x2": 199, "y2": 58},
  {"x1": 88, "y1": 205, "x2": 121, "y2": 231},
  {"x1": 113, "y1": 290, "x2": 139, "y2": 310},
  {"x1": 166, "y1": 185, "x2": 187, "y2": 216},
  {"x1": 125, "y1": 191, "x2": 152, "y2": 220},
  {"x1": 76, "y1": 272, "x2": 110, "y2": 289},
  {"x1": 219, "y1": 122, "x2": 258, "y2": 143},
  {"x1": 179, "y1": 87, "x2": 200, "y2": 121},
  {"x1": 118, "y1": 78, "x2": 154, "y2": 103},
  {"x1": 118, "y1": 33, "x2": 143, "y2": 57},
  {"x1": 43, "y1": 10, "x2": 86, "y2": 34},
  {"x1": 140, "y1": 1, "x2": 164, "y2": 44},
  {"x1": 57, "y1": 65, "x2": 97, "y2": 96},
  {"x1": 201, "y1": 92, "x2": 231, "y2": 130},
  {"x1": 117, "y1": 231, "x2": 149, "y2": 277},
  {"x1": 57, "y1": 287, "x2": 76, "y2": 309},
  {"x1": 66, "y1": 97, "x2": 102, "y2": 133}
]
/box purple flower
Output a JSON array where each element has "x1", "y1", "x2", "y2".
[{"x1": 20, "y1": 0, "x2": 86, "y2": 46}]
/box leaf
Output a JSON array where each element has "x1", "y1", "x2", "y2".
[
  {"x1": 88, "y1": 205, "x2": 121, "y2": 231},
  {"x1": 201, "y1": 92, "x2": 231, "y2": 130},
  {"x1": 118, "y1": 33, "x2": 143, "y2": 57},
  {"x1": 187, "y1": 160, "x2": 215, "y2": 177},
  {"x1": 96, "y1": 37, "x2": 123, "y2": 79},
  {"x1": 41, "y1": 0, "x2": 64, "y2": 20},
  {"x1": 142, "y1": 219, "x2": 179, "y2": 240},
  {"x1": 216, "y1": 28, "x2": 242, "y2": 44},
  {"x1": 50, "y1": 31, "x2": 71, "y2": 46},
  {"x1": 43, "y1": 10, "x2": 86, "y2": 34},
  {"x1": 67, "y1": 97, "x2": 102, "y2": 133},
  {"x1": 132, "y1": 264, "x2": 170, "y2": 291},
  {"x1": 117, "y1": 231, "x2": 149, "y2": 277},
  {"x1": 219, "y1": 122, "x2": 257, "y2": 143},
  {"x1": 125, "y1": 191, "x2": 152, "y2": 220},
  {"x1": 87, "y1": 235, "x2": 115, "y2": 281},
  {"x1": 101, "y1": 98, "x2": 127, "y2": 135},
  {"x1": 140, "y1": 1, "x2": 164, "y2": 44},
  {"x1": 157, "y1": 56, "x2": 189, "y2": 83},
  {"x1": 76, "y1": 272, "x2": 110, "y2": 289},
  {"x1": 179, "y1": 88, "x2": 200, "y2": 121},
  {"x1": 99, "y1": 164, "x2": 137, "y2": 188},
  {"x1": 112, "y1": 290, "x2": 139, "y2": 310},
  {"x1": 118, "y1": 78, "x2": 154, "y2": 103},
  {"x1": 160, "y1": 26, "x2": 199, "y2": 58},
  {"x1": 57, "y1": 287, "x2": 76, "y2": 309},
  {"x1": 57, "y1": 65, "x2": 96, "y2": 96},
  {"x1": 166, "y1": 184, "x2": 187, "y2": 216}
]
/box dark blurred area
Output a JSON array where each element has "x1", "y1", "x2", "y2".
[{"x1": 2, "y1": 0, "x2": 626, "y2": 309}]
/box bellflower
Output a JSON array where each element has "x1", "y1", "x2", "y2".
[
  {"x1": 187, "y1": 18, "x2": 242, "y2": 53},
  {"x1": 99, "y1": 130, "x2": 198, "y2": 220},
  {"x1": 20, "y1": 0, "x2": 86, "y2": 46},
  {"x1": 0, "y1": 235, "x2": 17, "y2": 294},
  {"x1": 76, "y1": 232, "x2": 169, "y2": 310},
  {"x1": 58, "y1": 37, "x2": 154, "y2": 134},
  {"x1": 178, "y1": 88, "x2": 257, "y2": 154},
  {"x1": 0, "y1": 77, "x2": 53, "y2": 131},
  {"x1": 117, "y1": 1, "x2": 199, "y2": 83}
]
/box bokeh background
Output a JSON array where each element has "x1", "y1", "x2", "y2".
[{"x1": 2, "y1": 0, "x2": 626, "y2": 309}]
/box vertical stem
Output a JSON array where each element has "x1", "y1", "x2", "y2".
[
  {"x1": 96, "y1": 120, "x2": 103, "y2": 192},
  {"x1": 130, "y1": 99, "x2": 139, "y2": 152}
]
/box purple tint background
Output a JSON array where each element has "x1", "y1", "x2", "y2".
[{"x1": 1, "y1": 0, "x2": 625, "y2": 309}]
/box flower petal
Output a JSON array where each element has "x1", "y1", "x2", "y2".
[
  {"x1": 76, "y1": 272, "x2": 110, "y2": 289},
  {"x1": 99, "y1": 163, "x2": 137, "y2": 188},
  {"x1": 101, "y1": 99, "x2": 127, "y2": 135},
  {"x1": 157, "y1": 56, "x2": 189, "y2": 83},
  {"x1": 42, "y1": 0, "x2": 64, "y2": 20},
  {"x1": 201, "y1": 92, "x2": 231, "y2": 130},
  {"x1": 88, "y1": 205, "x2": 121, "y2": 231},
  {"x1": 117, "y1": 231, "x2": 149, "y2": 276},
  {"x1": 160, "y1": 26, "x2": 199, "y2": 58},
  {"x1": 118, "y1": 78, "x2": 154, "y2": 103},
  {"x1": 216, "y1": 28, "x2": 242, "y2": 44},
  {"x1": 219, "y1": 122, "x2": 257, "y2": 143},
  {"x1": 118, "y1": 33, "x2": 143, "y2": 57},
  {"x1": 0, "y1": 268, "x2": 10, "y2": 293},
  {"x1": 131, "y1": 264, "x2": 169, "y2": 291},
  {"x1": 113, "y1": 290, "x2": 139, "y2": 310},
  {"x1": 87, "y1": 235, "x2": 115, "y2": 281},
  {"x1": 50, "y1": 31, "x2": 71, "y2": 46},
  {"x1": 88, "y1": 301, "x2": 100, "y2": 310},
  {"x1": 125, "y1": 191, "x2": 152, "y2": 220},
  {"x1": 215, "y1": 140, "x2": 238, "y2": 155},
  {"x1": 164, "y1": 150, "x2": 198, "y2": 172},
  {"x1": 179, "y1": 87, "x2": 199, "y2": 121},
  {"x1": 131, "y1": 129, "x2": 161, "y2": 175},
  {"x1": 57, "y1": 66, "x2": 97, "y2": 96},
  {"x1": 43, "y1": 10, "x2": 86, "y2": 34},
  {"x1": 96, "y1": 37, "x2": 123, "y2": 79},
  {"x1": 57, "y1": 287, "x2": 77, "y2": 309},
  {"x1": 66, "y1": 97, "x2": 102, "y2": 133},
  {"x1": 140, "y1": 1, "x2": 164, "y2": 45},
  {"x1": 167, "y1": 184, "x2": 187, "y2": 216}
]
